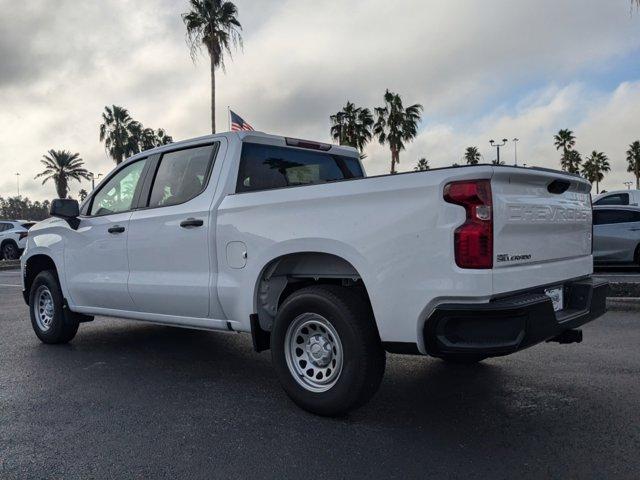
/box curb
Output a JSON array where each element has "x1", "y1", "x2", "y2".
[
  {"x1": 606, "y1": 282, "x2": 640, "y2": 298},
  {"x1": 0, "y1": 261, "x2": 20, "y2": 271},
  {"x1": 607, "y1": 297, "x2": 640, "y2": 311}
]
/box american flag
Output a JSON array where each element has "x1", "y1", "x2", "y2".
[{"x1": 230, "y1": 110, "x2": 255, "y2": 132}]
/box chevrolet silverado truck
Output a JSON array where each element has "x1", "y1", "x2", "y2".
[{"x1": 21, "y1": 131, "x2": 607, "y2": 416}]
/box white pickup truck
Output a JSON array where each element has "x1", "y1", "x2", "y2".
[{"x1": 22, "y1": 131, "x2": 607, "y2": 415}]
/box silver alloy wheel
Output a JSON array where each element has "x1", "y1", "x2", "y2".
[
  {"x1": 284, "y1": 313, "x2": 343, "y2": 393},
  {"x1": 34, "y1": 286, "x2": 55, "y2": 332}
]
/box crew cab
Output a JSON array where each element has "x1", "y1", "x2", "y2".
[{"x1": 21, "y1": 131, "x2": 607, "y2": 415}]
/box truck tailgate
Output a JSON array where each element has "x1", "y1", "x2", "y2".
[{"x1": 491, "y1": 168, "x2": 592, "y2": 287}]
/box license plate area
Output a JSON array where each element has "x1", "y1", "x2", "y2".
[{"x1": 545, "y1": 286, "x2": 564, "y2": 312}]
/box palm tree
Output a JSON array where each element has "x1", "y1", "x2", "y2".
[
  {"x1": 414, "y1": 158, "x2": 430, "y2": 171},
  {"x1": 373, "y1": 90, "x2": 423, "y2": 174},
  {"x1": 78, "y1": 189, "x2": 88, "y2": 201},
  {"x1": 561, "y1": 149, "x2": 582, "y2": 174},
  {"x1": 99, "y1": 105, "x2": 135, "y2": 165},
  {"x1": 554, "y1": 129, "x2": 578, "y2": 172},
  {"x1": 183, "y1": 0, "x2": 242, "y2": 134},
  {"x1": 627, "y1": 141, "x2": 640, "y2": 189},
  {"x1": 464, "y1": 146, "x2": 481, "y2": 165},
  {"x1": 156, "y1": 128, "x2": 174, "y2": 146},
  {"x1": 34, "y1": 150, "x2": 91, "y2": 199},
  {"x1": 554, "y1": 129, "x2": 576, "y2": 152},
  {"x1": 581, "y1": 151, "x2": 610, "y2": 194},
  {"x1": 330, "y1": 102, "x2": 374, "y2": 154}
]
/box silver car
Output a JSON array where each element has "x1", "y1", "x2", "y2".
[{"x1": 593, "y1": 206, "x2": 640, "y2": 265}]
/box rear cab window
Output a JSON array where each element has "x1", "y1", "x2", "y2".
[{"x1": 236, "y1": 143, "x2": 363, "y2": 193}]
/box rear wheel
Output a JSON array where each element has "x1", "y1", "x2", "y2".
[
  {"x1": 2, "y1": 241, "x2": 20, "y2": 260},
  {"x1": 29, "y1": 271, "x2": 79, "y2": 344},
  {"x1": 271, "y1": 285, "x2": 385, "y2": 416}
]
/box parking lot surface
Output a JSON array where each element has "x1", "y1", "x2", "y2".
[{"x1": 1, "y1": 270, "x2": 639, "y2": 479}]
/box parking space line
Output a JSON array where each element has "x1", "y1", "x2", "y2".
[{"x1": 0, "y1": 284, "x2": 21, "y2": 287}]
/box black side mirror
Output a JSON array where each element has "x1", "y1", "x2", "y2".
[
  {"x1": 50, "y1": 199, "x2": 80, "y2": 229},
  {"x1": 50, "y1": 198, "x2": 80, "y2": 218}
]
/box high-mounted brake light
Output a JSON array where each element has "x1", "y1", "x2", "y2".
[
  {"x1": 444, "y1": 180, "x2": 493, "y2": 269},
  {"x1": 285, "y1": 137, "x2": 332, "y2": 151}
]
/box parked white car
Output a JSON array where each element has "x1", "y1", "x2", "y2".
[
  {"x1": 21, "y1": 131, "x2": 607, "y2": 415},
  {"x1": 593, "y1": 189, "x2": 640, "y2": 207},
  {"x1": 0, "y1": 220, "x2": 34, "y2": 260}
]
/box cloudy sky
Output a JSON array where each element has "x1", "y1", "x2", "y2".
[{"x1": 1, "y1": 0, "x2": 640, "y2": 200}]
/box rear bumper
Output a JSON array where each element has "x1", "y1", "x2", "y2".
[{"x1": 423, "y1": 277, "x2": 608, "y2": 358}]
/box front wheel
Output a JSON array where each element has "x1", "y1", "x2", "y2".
[
  {"x1": 271, "y1": 285, "x2": 385, "y2": 416},
  {"x1": 29, "y1": 271, "x2": 79, "y2": 344}
]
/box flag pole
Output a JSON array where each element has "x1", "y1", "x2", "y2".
[{"x1": 227, "y1": 106, "x2": 230, "y2": 131}]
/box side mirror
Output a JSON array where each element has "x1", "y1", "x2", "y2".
[{"x1": 50, "y1": 198, "x2": 80, "y2": 219}]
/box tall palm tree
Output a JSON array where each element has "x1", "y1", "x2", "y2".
[
  {"x1": 330, "y1": 102, "x2": 374, "y2": 154},
  {"x1": 373, "y1": 90, "x2": 423, "y2": 174},
  {"x1": 627, "y1": 141, "x2": 640, "y2": 189},
  {"x1": 561, "y1": 149, "x2": 582, "y2": 174},
  {"x1": 581, "y1": 151, "x2": 610, "y2": 194},
  {"x1": 464, "y1": 146, "x2": 481, "y2": 165},
  {"x1": 99, "y1": 105, "x2": 135, "y2": 165},
  {"x1": 183, "y1": 0, "x2": 242, "y2": 134},
  {"x1": 34, "y1": 150, "x2": 91, "y2": 199},
  {"x1": 414, "y1": 158, "x2": 430, "y2": 171},
  {"x1": 554, "y1": 129, "x2": 577, "y2": 172}
]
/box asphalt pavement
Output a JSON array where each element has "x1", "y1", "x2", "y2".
[{"x1": 1, "y1": 270, "x2": 639, "y2": 479}]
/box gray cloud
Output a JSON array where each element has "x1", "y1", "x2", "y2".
[{"x1": 1, "y1": 0, "x2": 640, "y2": 201}]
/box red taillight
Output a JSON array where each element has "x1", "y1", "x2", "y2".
[{"x1": 444, "y1": 180, "x2": 493, "y2": 269}]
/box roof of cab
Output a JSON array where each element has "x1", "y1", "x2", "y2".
[{"x1": 124, "y1": 131, "x2": 359, "y2": 165}]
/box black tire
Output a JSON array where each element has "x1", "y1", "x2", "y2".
[
  {"x1": 29, "y1": 270, "x2": 79, "y2": 344},
  {"x1": 271, "y1": 285, "x2": 386, "y2": 416},
  {"x1": 2, "y1": 241, "x2": 20, "y2": 260},
  {"x1": 437, "y1": 354, "x2": 486, "y2": 364}
]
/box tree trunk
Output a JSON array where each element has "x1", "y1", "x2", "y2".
[
  {"x1": 390, "y1": 147, "x2": 396, "y2": 174},
  {"x1": 596, "y1": 180, "x2": 599, "y2": 194},
  {"x1": 56, "y1": 178, "x2": 68, "y2": 199},
  {"x1": 210, "y1": 55, "x2": 216, "y2": 134}
]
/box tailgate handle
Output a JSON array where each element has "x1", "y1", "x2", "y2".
[{"x1": 547, "y1": 179, "x2": 571, "y2": 194}]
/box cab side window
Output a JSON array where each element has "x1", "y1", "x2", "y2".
[
  {"x1": 147, "y1": 145, "x2": 215, "y2": 208},
  {"x1": 593, "y1": 209, "x2": 640, "y2": 225},
  {"x1": 89, "y1": 160, "x2": 147, "y2": 216}
]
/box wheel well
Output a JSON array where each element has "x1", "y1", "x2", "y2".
[
  {"x1": 255, "y1": 252, "x2": 373, "y2": 332},
  {"x1": 24, "y1": 255, "x2": 58, "y2": 298}
]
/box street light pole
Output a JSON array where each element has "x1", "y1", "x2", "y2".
[
  {"x1": 513, "y1": 138, "x2": 519, "y2": 166},
  {"x1": 89, "y1": 172, "x2": 103, "y2": 190},
  {"x1": 489, "y1": 139, "x2": 508, "y2": 165},
  {"x1": 15, "y1": 173, "x2": 20, "y2": 196},
  {"x1": 624, "y1": 181, "x2": 633, "y2": 190}
]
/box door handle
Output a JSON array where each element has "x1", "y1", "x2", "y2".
[
  {"x1": 180, "y1": 218, "x2": 204, "y2": 228},
  {"x1": 108, "y1": 225, "x2": 125, "y2": 234}
]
